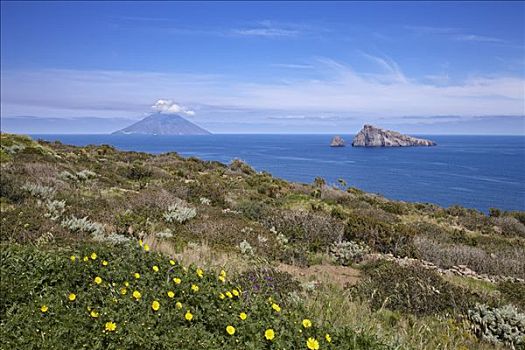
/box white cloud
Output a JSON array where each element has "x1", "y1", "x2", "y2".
[
  {"x1": 1, "y1": 63, "x2": 524, "y2": 121},
  {"x1": 231, "y1": 21, "x2": 304, "y2": 38},
  {"x1": 360, "y1": 52, "x2": 407, "y2": 83},
  {"x1": 454, "y1": 34, "x2": 505, "y2": 43},
  {"x1": 151, "y1": 99, "x2": 195, "y2": 116},
  {"x1": 232, "y1": 27, "x2": 299, "y2": 38}
]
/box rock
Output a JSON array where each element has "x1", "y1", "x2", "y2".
[
  {"x1": 330, "y1": 135, "x2": 345, "y2": 147},
  {"x1": 352, "y1": 124, "x2": 436, "y2": 147}
]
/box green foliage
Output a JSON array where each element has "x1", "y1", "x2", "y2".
[
  {"x1": 262, "y1": 209, "x2": 344, "y2": 252},
  {"x1": 0, "y1": 243, "x2": 384, "y2": 350},
  {"x1": 497, "y1": 280, "x2": 525, "y2": 311},
  {"x1": 229, "y1": 159, "x2": 255, "y2": 175},
  {"x1": 0, "y1": 171, "x2": 27, "y2": 203},
  {"x1": 125, "y1": 163, "x2": 153, "y2": 181},
  {"x1": 344, "y1": 213, "x2": 416, "y2": 257},
  {"x1": 235, "y1": 266, "x2": 302, "y2": 302},
  {"x1": 353, "y1": 261, "x2": 490, "y2": 317},
  {"x1": 236, "y1": 200, "x2": 271, "y2": 221}
]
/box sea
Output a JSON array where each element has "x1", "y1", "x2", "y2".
[{"x1": 32, "y1": 134, "x2": 525, "y2": 212}]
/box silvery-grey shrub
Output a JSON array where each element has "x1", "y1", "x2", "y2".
[
  {"x1": 330, "y1": 240, "x2": 370, "y2": 265},
  {"x1": 163, "y1": 199, "x2": 197, "y2": 224},
  {"x1": 22, "y1": 182, "x2": 56, "y2": 200},
  {"x1": 239, "y1": 240, "x2": 254, "y2": 255},
  {"x1": 61, "y1": 216, "x2": 105, "y2": 238},
  {"x1": 468, "y1": 303, "x2": 525, "y2": 348},
  {"x1": 44, "y1": 200, "x2": 66, "y2": 221}
]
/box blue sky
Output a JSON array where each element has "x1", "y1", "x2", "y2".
[{"x1": 1, "y1": 1, "x2": 524, "y2": 134}]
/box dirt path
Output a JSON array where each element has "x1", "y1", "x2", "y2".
[{"x1": 277, "y1": 263, "x2": 361, "y2": 288}]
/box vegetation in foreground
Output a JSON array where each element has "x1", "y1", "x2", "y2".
[{"x1": 1, "y1": 133, "x2": 524, "y2": 349}]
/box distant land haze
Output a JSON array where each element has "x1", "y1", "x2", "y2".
[
  {"x1": 0, "y1": 115, "x2": 524, "y2": 135},
  {"x1": 112, "y1": 113, "x2": 211, "y2": 135}
]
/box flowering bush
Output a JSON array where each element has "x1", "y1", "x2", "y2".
[{"x1": 0, "y1": 242, "x2": 385, "y2": 349}]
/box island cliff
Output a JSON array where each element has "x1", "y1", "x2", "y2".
[
  {"x1": 352, "y1": 125, "x2": 436, "y2": 147},
  {"x1": 330, "y1": 135, "x2": 345, "y2": 147}
]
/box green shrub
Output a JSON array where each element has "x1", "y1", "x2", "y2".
[
  {"x1": 236, "y1": 200, "x2": 271, "y2": 221},
  {"x1": 262, "y1": 209, "x2": 344, "y2": 252},
  {"x1": 497, "y1": 280, "x2": 525, "y2": 311},
  {"x1": 0, "y1": 171, "x2": 27, "y2": 203},
  {"x1": 229, "y1": 159, "x2": 255, "y2": 175},
  {"x1": 353, "y1": 261, "x2": 489, "y2": 316},
  {"x1": 344, "y1": 213, "x2": 416, "y2": 257},
  {"x1": 125, "y1": 163, "x2": 153, "y2": 181},
  {"x1": 235, "y1": 266, "x2": 301, "y2": 302}
]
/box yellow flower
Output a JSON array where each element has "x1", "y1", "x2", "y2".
[
  {"x1": 132, "y1": 290, "x2": 141, "y2": 300},
  {"x1": 102, "y1": 260, "x2": 108, "y2": 266},
  {"x1": 169, "y1": 259, "x2": 176, "y2": 265},
  {"x1": 265, "y1": 329, "x2": 275, "y2": 341},
  {"x1": 302, "y1": 319, "x2": 312, "y2": 328},
  {"x1": 219, "y1": 293, "x2": 225, "y2": 300},
  {"x1": 271, "y1": 303, "x2": 281, "y2": 312},
  {"x1": 226, "y1": 325, "x2": 235, "y2": 335},
  {"x1": 196, "y1": 268, "x2": 204, "y2": 278},
  {"x1": 151, "y1": 300, "x2": 160, "y2": 311},
  {"x1": 94, "y1": 276, "x2": 102, "y2": 285},
  {"x1": 105, "y1": 322, "x2": 117, "y2": 332},
  {"x1": 175, "y1": 302, "x2": 182, "y2": 309},
  {"x1": 90, "y1": 310, "x2": 99, "y2": 318},
  {"x1": 90, "y1": 252, "x2": 97, "y2": 260},
  {"x1": 152, "y1": 265, "x2": 159, "y2": 272},
  {"x1": 239, "y1": 312, "x2": 247, "y2": 320},
  {"x1": 307, "y1": 337, "x2": 320, "y2": 350},
  {"x1": 68, "y1": 293, "x2": 76, "y2": 301},
  {"x1": 83, "y1": 256, "x2": 89, "y2": 262},
  {"x1": 226, "y1": 291, "x2": 233, "y2": 298},
  {"x1": 120, "y1": 288, "x2": 127, "y2": 295},
  {"x1": 167, "y1": 291, "x2": 175, "y2": 298},
  {"x1": 124, "y1": 281, "x2": 129, "y2": 287},
  {"x1": 40, "y1": 305, "x2": 48, "y2": 313},
  {"x1": 173, "y1": 277, "x2": 181, "y2": 284},
  {"x1": 139, "y1": 239, "x2": 143, "y2": 246},
  {"x1": 218, "y1": 275, "x2": 226, "y2": 283},
  {"x1": 185, "y1": 311, "x2": 193, "y2": 321},
  {"x1": 325, "y1": 333, "x2": 332, "y2": 343},
  {"x1": 191, "y1": 284, "x2": 199, "y2": 292},
  {"x1": 220, "y1": 269, "x2": 227, "y2": 277},
  {"x1": 232, "y1": 289, "x2": 239, "y2": 297},
  {"x1": 134, "y1": 273, "x2": 140, "y2": 279},
  {"x1": 70, "y1": 255, "x2": 76, "y2": 262},
  {"x1": 143, "y1": 244, "x2": 150, "y2": 252}
]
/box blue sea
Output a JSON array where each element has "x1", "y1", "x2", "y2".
[{"x1": 32, "y1": 134, "x2": 525, "y2": 212}]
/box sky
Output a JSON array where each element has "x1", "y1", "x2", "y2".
[{"x1": 1, "y1": 1, "x2": 524, "y2": 134}]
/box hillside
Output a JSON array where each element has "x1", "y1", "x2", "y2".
[
  {"x1": 113, "y1": 113, "x2": 211, "y2": 135},
  {"x1": 0, "y1": 133, "x2": 524, "y2": 349}
]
